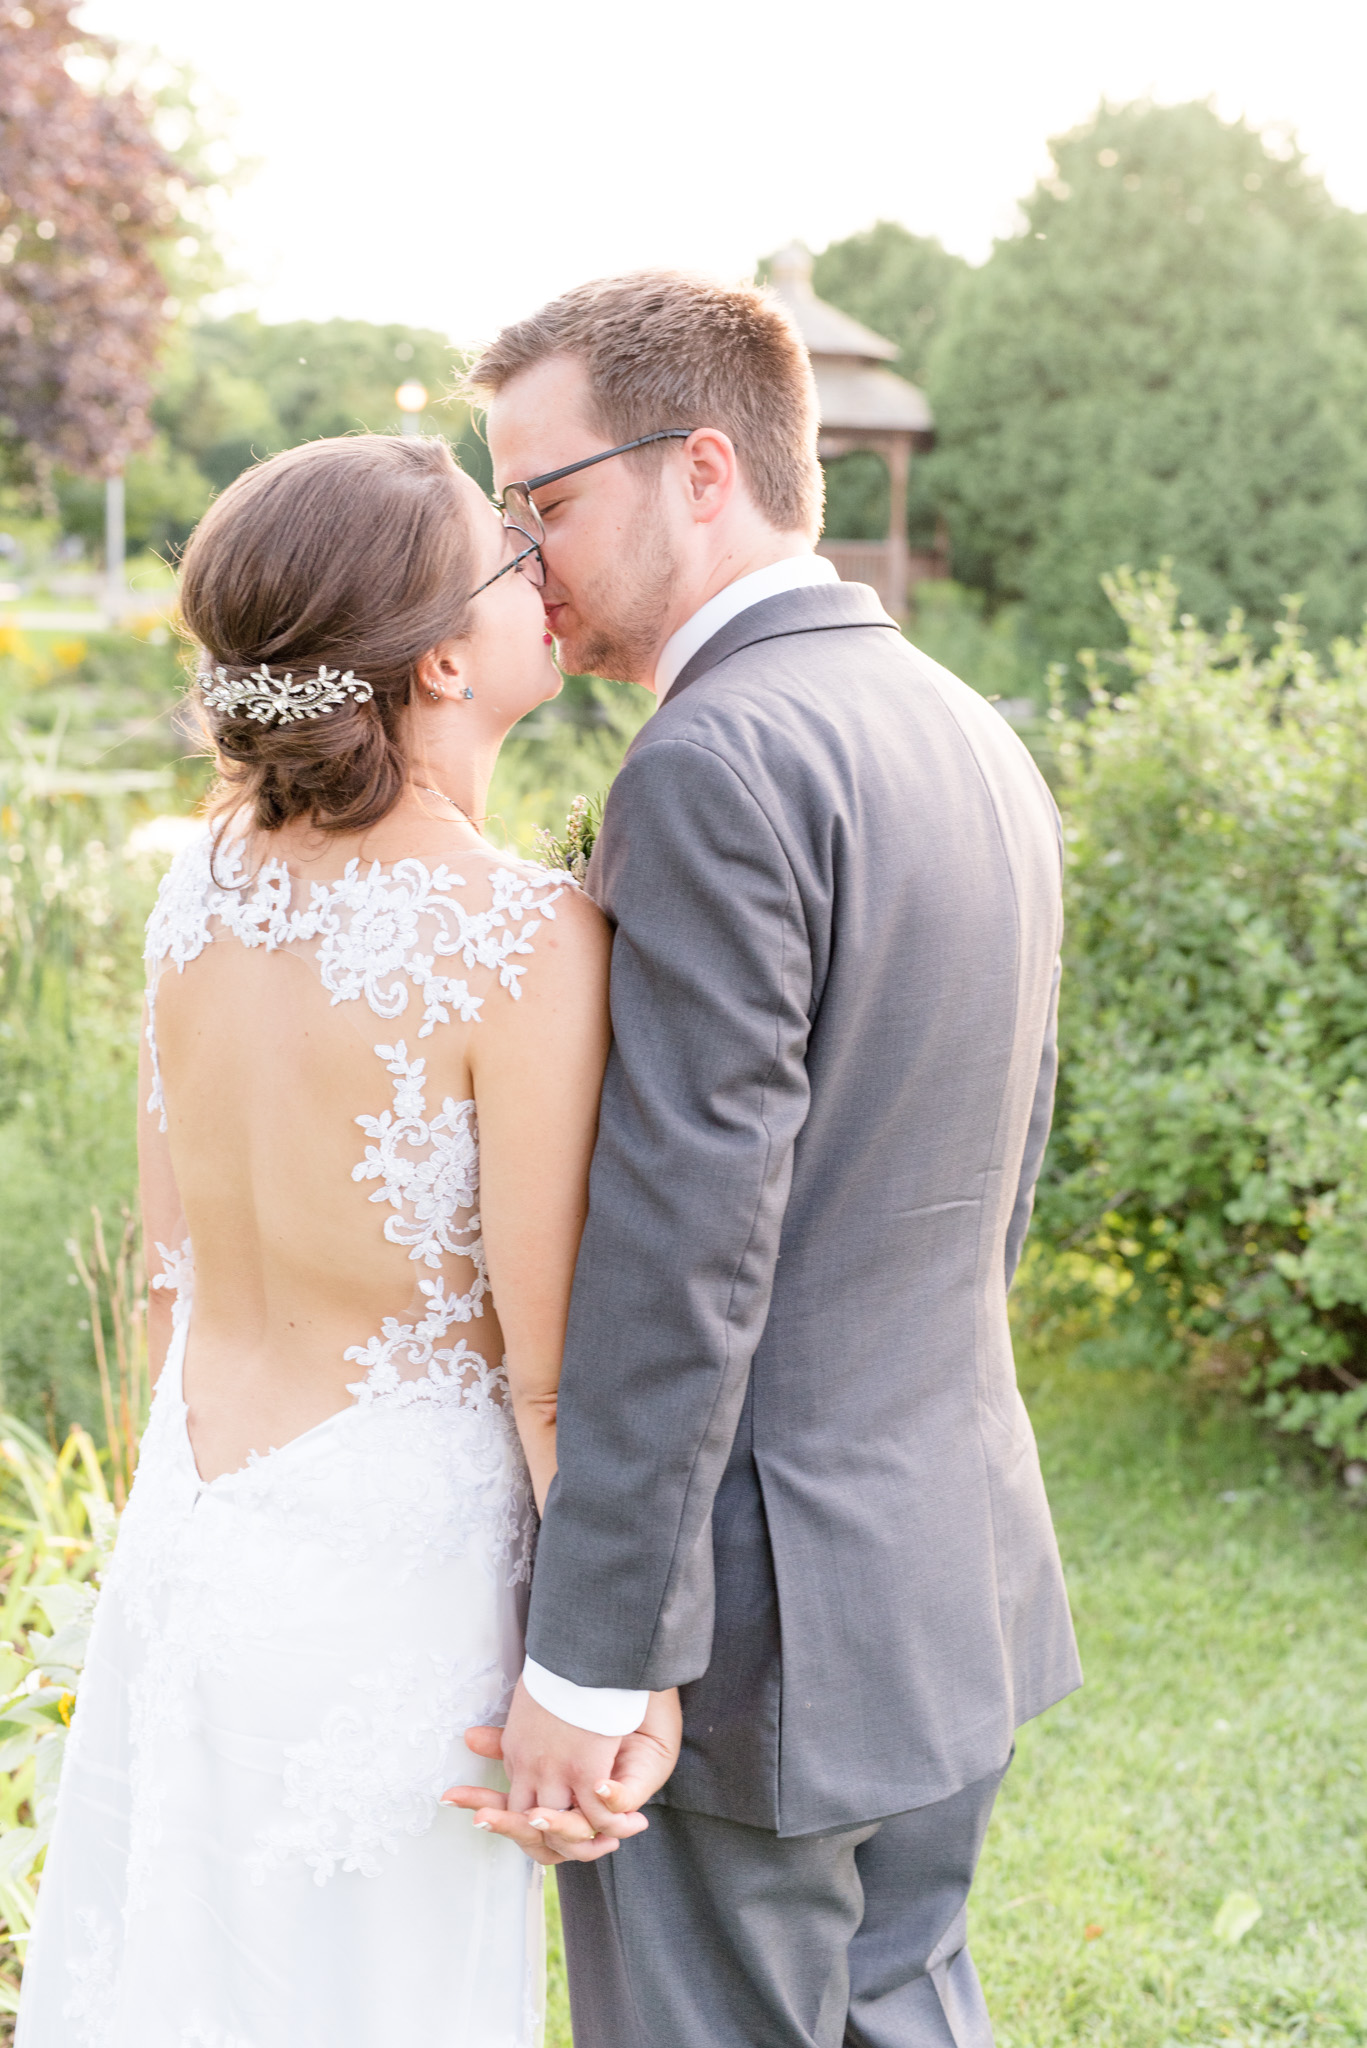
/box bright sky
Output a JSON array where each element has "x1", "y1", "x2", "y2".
[{"x1": 77, "y1": 0, "x2": 1367, "y2": 349}]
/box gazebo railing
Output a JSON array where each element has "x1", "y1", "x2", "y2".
[
  {"x1": 816, "y1": 540, "x2": 893, "y2": 591},
  {"x1": 817, "y1": 538, "x2": 949, "y2": 616}
]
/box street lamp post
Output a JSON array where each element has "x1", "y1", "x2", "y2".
[
  {"x1": 104, "y1": 471, "x2": 126, "y2": 620},
  {"x1": 395, "y1": 382, "x2": 428, "y2": 436}
]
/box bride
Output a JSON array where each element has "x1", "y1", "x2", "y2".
[{"x1": 18, "y1": 432, "x2": 667, "y2": 2045}]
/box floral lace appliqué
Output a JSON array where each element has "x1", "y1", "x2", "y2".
[
  {"x1": 142, "y1": 835, "x2": 565, "y2": 1130},
  {"x1": 62, "y1": 1904, "x2": 117, "y2": 2048},
  {"x1": 248, "y1": 1652, "x2": 510, "y2": 1886},
  {"x1": 352, "y1": 1041, "x2": 484, "y2": 1279}
]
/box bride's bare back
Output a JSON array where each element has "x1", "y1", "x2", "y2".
[{"x1": 139, "y1": 810, "x2": 609, "y2": 1494}]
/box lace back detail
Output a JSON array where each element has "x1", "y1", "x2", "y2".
[{"x1": 143, "y1": 831, "x2": 567, "y2": 1413}]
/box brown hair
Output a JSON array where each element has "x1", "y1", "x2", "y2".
[
  {"x1": 178, "y1": 434, "x2": 477, "y2": 834},
  {"x1": 465, "y1": 270, "x2": 823, "y2": 537}
]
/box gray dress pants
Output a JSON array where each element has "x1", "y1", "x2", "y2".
[{"x1": 556, "y1": 1755, "x2": 1009, "y2": 2048}]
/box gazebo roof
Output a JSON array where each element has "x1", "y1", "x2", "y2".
[
  {"x1": 769, "y1": 244, "x2": 899, "y2": 361},
  {"x1": 769, "y1": 242, "x2": 933, "y2": 437},
  {"x1": 811, "y1": 361, "x2": 932, "y2": 434}
]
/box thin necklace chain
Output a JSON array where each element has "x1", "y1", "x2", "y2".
[{"x1": 411, "y1": 782, "x2": 481, "y2": 827}]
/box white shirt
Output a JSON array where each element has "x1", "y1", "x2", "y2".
[
  {"x1": 522, "y1": 551, "x2": 839, "y2": 1741},
  {"x1": 654, "y1": 551, "x2": 839, "y2": 704}
]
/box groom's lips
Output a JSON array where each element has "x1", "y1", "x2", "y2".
[{"x1": 542, "y1": 602, "x2": 566, "y2": 634}]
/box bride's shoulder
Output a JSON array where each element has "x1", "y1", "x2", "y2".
[
  {"x1": 458, "y1": 841, "x2": 603, "y2": 926},
  {"x1": 452, "y1": 842, "x2": 609, "y2": 1001}
]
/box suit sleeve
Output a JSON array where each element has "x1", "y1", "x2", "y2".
[
  {"x1": 1004, "y1": 951, "x2": 1060, "y2": 1291},
  {"x1": 524, "y1": 736, "x2": 814, "y2": 1692}
]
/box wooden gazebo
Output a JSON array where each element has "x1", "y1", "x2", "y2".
[{"x1": 769, "y1": 243, "x2": 934, "y2": 616}]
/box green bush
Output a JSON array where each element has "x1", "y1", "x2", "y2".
[
  {"x1": 1031, "y1": 568, "x2": 1367, "y2": 1461},
  {"x1": 486, "y1": 673, "x2": 649, "y2": 854},
  {"x1": 907, "y1": 581, "x2": 1048, "y2": 708}
]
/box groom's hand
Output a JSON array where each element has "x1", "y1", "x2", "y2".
[
  {"x1": 505, "y1": 1677, "x2": 654, "y2": 1838},
  {"x1": 442, "y1": 1684, "x2": 682, "y2": 1864}
]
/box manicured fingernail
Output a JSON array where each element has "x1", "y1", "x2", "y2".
[
  {"x1": 528, "y1": 1817, "x2": 550, "y2": 1831},
  {"x1": 474, "y1": 1821, "x2": 492, "y2": 1831},
  {"x1": 595, "y1": 1782, "x2": 613, "y2": 1797}
]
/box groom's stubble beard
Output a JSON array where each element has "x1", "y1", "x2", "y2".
[{"x1": 556, "y1": 486, "x2": 680, "y2": 685}]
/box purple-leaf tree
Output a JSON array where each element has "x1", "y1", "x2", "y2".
[{"x1": 0, "y1": 0, "x2": 185, "y2": 481}]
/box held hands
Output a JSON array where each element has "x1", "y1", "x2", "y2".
[{"x1": 442, "y1": 1682, "x2": 682, "y2": 1867}]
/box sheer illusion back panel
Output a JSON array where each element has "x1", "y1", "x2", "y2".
[{"x1": 143, "y1": 834, "x2": 567, "y2": 1480}]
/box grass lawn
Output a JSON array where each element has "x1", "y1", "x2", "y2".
[{"x1": 544, "y1": 1367, "x2": 1367, "y2": 2045}]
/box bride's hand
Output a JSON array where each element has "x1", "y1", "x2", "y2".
[
  {"x1": 442, "y1": 1690, "x2": 681, "y2": 1865},
  {"x1": 442, "y1": 1727, "x2": 608, "y2": 1867}
]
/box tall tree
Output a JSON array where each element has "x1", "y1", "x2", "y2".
[
  {"x1": 56, "y1": 314, "x2": 486, "y2": 556},
  {"x1": 156, "y1": 315, "x2": 475, "y2": 492},
  {"x1": 925, "y1": 101, "x2": 1367, "y2": 667},
  {"x1": 0, "y1": 0, "x2": 183, "y2": 484},
  {"x1": 812, "y1": 221, "x2": 967, "y2": 387}
]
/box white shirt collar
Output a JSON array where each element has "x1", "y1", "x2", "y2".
[{"x1": 654, "y1": 553, "x2": 840, "y2": 703}]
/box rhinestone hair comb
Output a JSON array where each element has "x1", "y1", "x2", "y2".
[{"x1": 199, "y1": 663, "x2": 375, "y2": 726}]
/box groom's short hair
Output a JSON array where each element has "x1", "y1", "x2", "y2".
[{"x1": 466, "y1": 271, "x2": 823, "y2": 538}]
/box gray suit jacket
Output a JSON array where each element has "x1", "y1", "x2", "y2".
[{"x1": 526, "y1": 581, "x2": 1081, "y2": 1836}]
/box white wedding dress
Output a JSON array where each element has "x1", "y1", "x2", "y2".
[{"x1": 18, "y1": 830, "x2": 569, "y2": 2047}]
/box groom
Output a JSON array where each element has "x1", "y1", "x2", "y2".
[{"x1": 458, "y1": 272, "x2": 1080, "y2": 2047}]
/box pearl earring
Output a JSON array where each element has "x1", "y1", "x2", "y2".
[{"x1": 428, "y1": 686, "x2": 441, "y2": 702}]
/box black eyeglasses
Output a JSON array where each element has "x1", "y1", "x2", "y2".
[
  {"x1": 498, "y1": 430, "x2": 697, "y2": 554},
  {"x1": 461, "y1": 429, "x2": 697, "y2": 608},
  {"x1": 461, "y1": 527, "x2": 546, "y2": 603}
]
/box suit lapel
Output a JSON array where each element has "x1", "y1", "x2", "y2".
[
  {"x1": 664, "y1": 582, "x2": 899, "y2": 708},
  {"x1": 588, "y1": 582, "x2": 900, "y2": 906}
]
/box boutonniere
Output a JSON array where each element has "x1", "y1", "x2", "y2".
[{"x1": 533, "y1": 792, "x2": 603, "y2": 884}]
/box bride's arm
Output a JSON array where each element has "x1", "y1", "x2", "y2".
[
  {"x1": 471, "y1": 888, "x2": 612, "y2": 1513},
  {"x1": 137, "y1": 997, "x2": 187, "y2": 1386}
]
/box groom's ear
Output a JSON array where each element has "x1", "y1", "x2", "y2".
[{"x1": 679, "y1": 429, "x2": 739, "y2": 525}]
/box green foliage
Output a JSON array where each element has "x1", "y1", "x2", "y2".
[
  {"x1": 906, "y1": 580, "x2": 1048, "y2": 707},
  {"x1": 812, "y1": 220, "x2": 968, "y2": 388},
  {"x1": 485, "y1": 673, "x2": 650, "y2": 856},
  {"x1": 47, "y1": 313, "x2": 491, "y2": 558},
  {"x1": 0, "y1": 625, "x2": 192, "y2": 1433},
  {"x1": 821, "y1": 450, "x2": 890, "y2": 542},
  {"x1": 54, "y1": 435, "x2": 212, "y2": 559},
  {"x1": 154, "y1": 313, "x2": 486, "y2": 500},
  {"x1": 0, "y1": 1416, "x2": 111, "y2": 2016},
  {"x1": 533, "y1": 791, "x2": 603, "y2": 885},
  {"x1": 1032, "y1": 567, "x2": 1367, "y2": 1459},
  {"x1": 926, "y1": 101, "x2": 1367, "y2": 669}
]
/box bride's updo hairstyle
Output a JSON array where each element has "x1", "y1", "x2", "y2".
[{"x1": 178, "y1": 434, "x2": 479, "y2": 833}]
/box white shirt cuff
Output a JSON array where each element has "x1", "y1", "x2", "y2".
[{"x1": 522, "y1": 1657, "x2": 649, "y2": 1737}]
